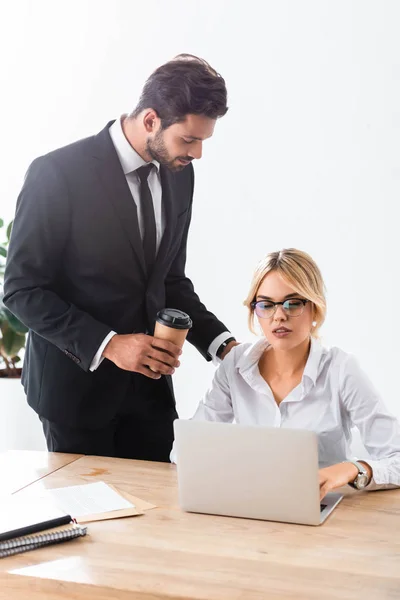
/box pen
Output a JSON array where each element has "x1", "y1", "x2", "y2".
[{"x1": 0, "y1": 514, "x2": 74, "y2": 542}]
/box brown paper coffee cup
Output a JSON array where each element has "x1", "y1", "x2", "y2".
[
  {"x1": 153, "y1": 308, "x2": 192, "y2": 348},
  {"x1": 150, "y1": 309, "x2": 193, "y2": 372}
]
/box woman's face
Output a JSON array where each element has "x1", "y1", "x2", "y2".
[{"x1": 255, "y1": 271, "x2": 314, "y2": 351}]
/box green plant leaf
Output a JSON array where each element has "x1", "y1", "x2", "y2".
[
  {"x1": 0, "y1": 293, "x2": 29, "y2": 335},
  {"x1": 0, "y1": 307, "x2": 28, "y2": 336},
  {"x1": 0, "y1": 247, "x2": 6, "y2": 259},
  {"x1": 6, "y1": 312, "x2": 28, "y2": 334},
  {"x1": 0, "y1": 298, "x2": 7, "y2": 322},
  {"x1": 6, "y1": 220, "x2": 13, "y2": 241},
  {"x1": 0, "y1": 218, "x2": 3, "y2": 229},
  {"x1": 1, "y1": 326, "x2": 26, "y2": 358}
]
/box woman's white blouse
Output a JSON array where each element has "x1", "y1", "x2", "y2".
[{"x1": 174, "y1": 338, "x2": 400, "y2": 489}]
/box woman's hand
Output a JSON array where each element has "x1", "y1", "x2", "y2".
[{"x1": 318, "y1": 462, "x2": 361, "y2": 500}]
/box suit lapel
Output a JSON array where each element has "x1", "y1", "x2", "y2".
[{"x1": 92, "y1": 122, "x2": 147, "y2": 278}]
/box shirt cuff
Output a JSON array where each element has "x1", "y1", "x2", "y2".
[
  {"x1": 89, "y1": 331, "x2": 117, "y2": 372},
  {"x1": 207, "y1": 331, "x2": 233, "y2": 365},
  {"x1": 360, "y1": 459, "x2": 399, "y2": 491}
]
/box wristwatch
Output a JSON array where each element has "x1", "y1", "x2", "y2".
[
  {"x1": 345, "y1": 460, "x2": 371, "y2": 490},
  {"x1": 216, "y1": 337, "x2": 236, "y2": 359}
]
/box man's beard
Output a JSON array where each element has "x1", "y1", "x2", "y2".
[{"x1": 146, "y1": 130, "x2": 191, "y2": 172}]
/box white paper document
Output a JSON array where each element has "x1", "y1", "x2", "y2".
[{"x1": 39, "y1": 481, "x2": 134, "y2": 517}]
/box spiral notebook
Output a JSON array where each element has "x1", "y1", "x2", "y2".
[
  {"x1": 0, "y1": 523, "x2": 87, "y2": 558},
  {"x1": 0, "y1": 493, "x2": 88, "y2": 559}
]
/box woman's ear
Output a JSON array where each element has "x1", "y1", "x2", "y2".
[{"x1": 311, "y1": 305, "x2": 317, "y2": 328}]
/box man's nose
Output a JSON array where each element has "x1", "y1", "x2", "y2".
[{"x1": 189, "y1": 142, "x2": 202, "y2": 160}]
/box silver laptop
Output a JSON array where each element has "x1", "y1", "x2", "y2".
[{"x1": 173, "y1": 420, "x2": 343, "y2": 526}]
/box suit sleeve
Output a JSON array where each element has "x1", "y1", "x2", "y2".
[
  {"x1": 164, "y1": 166, "x2": 230, "y2": 360},
  {"x1": 3, "y1": 156, "x2": 112, "y2": 372}
]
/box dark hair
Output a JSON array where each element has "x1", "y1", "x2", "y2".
[{"x1": 130, "y1": 54, "x2": 228, "y2": 129}]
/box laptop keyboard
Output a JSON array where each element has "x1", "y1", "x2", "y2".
[{"x1": 320, "y1": 504, "x2": 327, "y2": 512}]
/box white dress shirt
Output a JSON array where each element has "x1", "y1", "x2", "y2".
[
  {"x1": 90, "y1": 117, "x2": 231, "y2": 370},
  {"x1": 171, "y1": 337, "x2": 400, "y2": 490}
]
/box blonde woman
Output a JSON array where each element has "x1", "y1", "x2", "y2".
[{"x1": 173, "y1": 249, "x2": 400, "y2": 499}]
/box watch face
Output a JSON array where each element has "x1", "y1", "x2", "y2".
[{"x1": 356, "y1": 473, "x2": 369, "y2": 489}]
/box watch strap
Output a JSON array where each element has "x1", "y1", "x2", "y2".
[
  {"x1": 216, "y1": 337, "x2": 236, "y2": 359},
  {"x1": 346, "y1": 460, "x2": 367, "y2": 475}
]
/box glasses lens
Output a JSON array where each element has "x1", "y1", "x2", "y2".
[
  {"x1": 255, "y1": 301, "x2": 275, "y2": 318},
  {"x1": 283, "y1": 299, "x2": 305, "y2": 316}
]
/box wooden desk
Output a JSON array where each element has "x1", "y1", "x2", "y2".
[
  {"x1": 1, "y1": 454, "x2": 400, "y2": 600},
  {"x1": 0, "y1": 451, "x2": 82, "y2": 497}
]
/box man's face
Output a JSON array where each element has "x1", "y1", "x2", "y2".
[{"x1": 146, "y1": 114, "x2": 216, "y2": 172}]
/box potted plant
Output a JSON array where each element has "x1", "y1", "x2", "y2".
[{"x1": 0, "y1": 218, "x2": 28, "y2": 378}]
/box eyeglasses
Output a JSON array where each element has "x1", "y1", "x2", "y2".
[{"x1": 250, "y1": 298, "x2": 310, "y2": 319}]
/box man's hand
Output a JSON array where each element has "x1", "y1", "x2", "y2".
[
  {"x1": 219, "y1": 340, "x2": 240, "y2": 360},
  {"x1": 318, "y1": 461, "x2": 372, "y2": 500},
  {"x1": 102, "y1": 333, "x2": 181, "y2": 379}
]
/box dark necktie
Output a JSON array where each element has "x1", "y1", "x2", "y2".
[{"x1": 136, "y1": 164, "x2": 156, "y2": 272}]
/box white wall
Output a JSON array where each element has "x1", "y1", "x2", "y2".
[{"x1": 1, "y1": 0, "x2": 399, "y2": 429}]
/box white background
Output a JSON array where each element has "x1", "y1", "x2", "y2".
[{"x1": 1, "y1": 0, "x2": 399, "y2": 426}]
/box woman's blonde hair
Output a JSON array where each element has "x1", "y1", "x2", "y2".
[{"x1": 243, "y1": 248, "x2": 327, "y2": 338}]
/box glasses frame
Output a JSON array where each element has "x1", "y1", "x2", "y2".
[{"x1": 250, "y1": 298, "x2": 310, "y2": 319}]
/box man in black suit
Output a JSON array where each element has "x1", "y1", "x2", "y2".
[{"x1": 3, "y1": 54, "x2": 237, "y2": 461}]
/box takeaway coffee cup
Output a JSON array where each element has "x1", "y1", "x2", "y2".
[{"x1": 153, "y1": 308, "x2": 192, "y2": 348}]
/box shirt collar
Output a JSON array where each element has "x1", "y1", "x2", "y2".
[
  {"x1": 302, "y1": 337, "x2": 324, "y2": 385},
  {"x1": 109, "y1": 116, "x2": 160, "y2": 175},
  {"x1": 236, "y1": 336, "x2": 324, "y2": 387}
]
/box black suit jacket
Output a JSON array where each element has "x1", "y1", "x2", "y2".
[{"x1": 3, "y1": 122, "x2": 229, "y2": 427}]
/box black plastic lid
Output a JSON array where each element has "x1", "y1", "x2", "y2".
[{"x1": 156, "y1": 308, "x2": 192, "y2": 330}]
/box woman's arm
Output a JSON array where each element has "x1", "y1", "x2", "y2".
[{"x1": 340, "y1": 354, "x2": 400, "y2": 490}]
